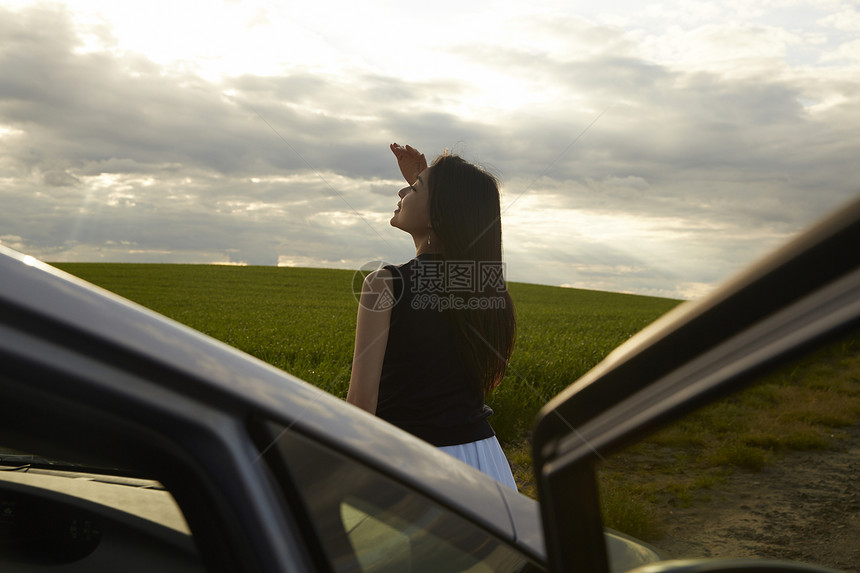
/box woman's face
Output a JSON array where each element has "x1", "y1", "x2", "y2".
[{"x1": 390, "y1": 166, "x2": 432, "y2": 236}]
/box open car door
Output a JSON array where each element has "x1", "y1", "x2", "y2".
[{"x1": 533, "y1": 195, "x2": 860, "y2": 573}]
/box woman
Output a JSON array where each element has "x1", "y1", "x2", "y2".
[{"x1": 347, "y1": 143, "x2": 517, "y2": 488}]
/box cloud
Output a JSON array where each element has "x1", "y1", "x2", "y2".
[
  {"x1": 465, "y1": 40, "x2": 858, "y2": 246},
  {"x1": 1, "y1": 2, "x2": 858, "y2": 300}
]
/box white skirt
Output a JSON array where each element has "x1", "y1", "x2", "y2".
[{"x1": 438, "y1": 435, "x2": 517, "y2": 490}]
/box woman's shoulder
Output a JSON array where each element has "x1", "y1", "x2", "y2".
[{"x1": 362, "y1": 267, "x2": 393, "y2": 291}]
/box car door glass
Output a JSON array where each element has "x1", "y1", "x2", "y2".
[
  {"x1": 596, "y1": 328, "x2": 859, "y2": 571},
  {"x1": 261, "y1": 426, "x2": 541, "y2": 573},
  {"x1": 339, "y1": 499, "x2": 412, "y2": 572}
]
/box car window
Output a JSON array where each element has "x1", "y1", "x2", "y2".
[
  {"x1": 0, "y1": 453, "x2": 201, "y2": 571},
  {"x1": 596, "y1": 327, "x2": 859, "y2": 571},
  {"x1": 260, "y1": 425, "x2": 542, "y2": 573}
]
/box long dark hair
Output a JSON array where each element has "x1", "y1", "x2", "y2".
[{"x1": 427, "y1": 154, "x2": 516, "y2": 394}]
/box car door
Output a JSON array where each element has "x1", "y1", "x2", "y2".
[{"x1": 533, "y1": 196, "x2": 860, "y2": 572}]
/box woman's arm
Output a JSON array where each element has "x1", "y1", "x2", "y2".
[{"x1": 346, "y1": 268, "x2": 393, "y2": 414}]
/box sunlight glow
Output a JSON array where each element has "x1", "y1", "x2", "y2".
[{"x1": 0, "y1": 125, "x2": 24, "y2": 137}]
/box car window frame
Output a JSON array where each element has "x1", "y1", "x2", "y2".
[{"x1": 533, "y1": 196, "x2": 860, "y2": 572}]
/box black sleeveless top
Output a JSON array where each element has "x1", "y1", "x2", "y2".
[{"x1": 375, "y1": 254, "x2": 495, "y2": 446}]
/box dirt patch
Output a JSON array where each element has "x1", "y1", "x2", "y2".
[{"x1": 656, "y1": 423, "x2": 860, "y2": 572}]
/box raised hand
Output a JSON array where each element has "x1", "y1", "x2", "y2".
[{"x1": 390, "y1": 143, "x2": 428, "y2": 184}]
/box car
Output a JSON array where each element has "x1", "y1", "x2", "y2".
[{"x1": 1, "y1": 193, "x2": 858, "y2": 573}]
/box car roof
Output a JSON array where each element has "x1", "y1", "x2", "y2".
[{"x1": 0, "y1": 246, "x2": 542, "y2": 559}]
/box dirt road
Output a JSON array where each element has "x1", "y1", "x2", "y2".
[{"x1": 656, "y1": 423, "x2": 860, "y2": 572}]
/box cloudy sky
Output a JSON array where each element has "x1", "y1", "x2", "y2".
[{"x1": 1, "y1": 0, "x2": 858, "y2": 299}]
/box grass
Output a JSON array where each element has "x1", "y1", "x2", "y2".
[
  {"x1": 597, "y1": 332, "x2": 860, "y2": 539},
  {"x1": 52, "y1": 262, "x2": 680, "y2": 441},
  {"x1": 51, "y1": 263, "x2": 860, "y2": 541},
  {"x1": 54, "y1": 263, "x2": 360, "y2": 395},
  {"x1": 488, "y1": 282, "x2": 681, "y2": 443}
]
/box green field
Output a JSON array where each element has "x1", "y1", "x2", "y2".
[
  {"x1": 51, "y1": 262, "x2": 860, "y2": 541},
  {"x1": 51, "y1": 262, "x2": 680, "y2": 443}
]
